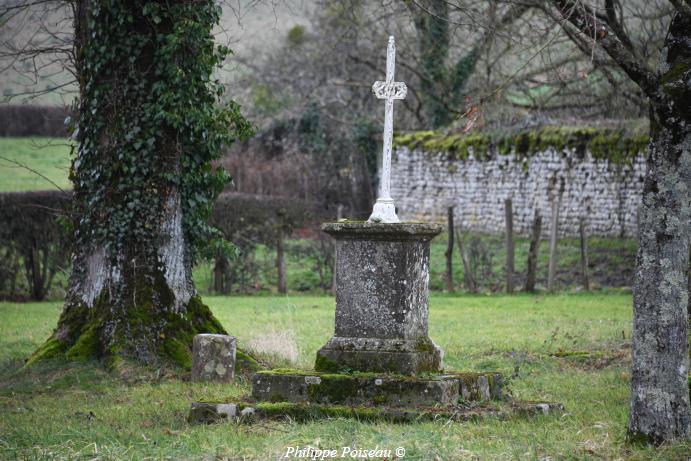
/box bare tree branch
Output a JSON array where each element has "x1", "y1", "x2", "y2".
[
  {"x1": 548, "y1": 0, "x2": 660, "y2": 101},
  {"x1": 667, "y1": 0, "x2": 691, "y2": 15}
]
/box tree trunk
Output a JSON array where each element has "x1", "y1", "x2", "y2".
[
  {"x1": 213, "y1": 257, "x2": 224, "y2": 294},
  {"x1": 628, "y1": 112, "x2": 691, "y2": 442},
  {"x1": 525, "y1": 211, "x2": 542, "y2": 292},
  {"x1": 276, "y1": 229, "x2": 287, "y2": 294},
  {"x1": 213, "y1": 255, "x2": 230, "y2": 295},
  {"x1": 28, "y1": 193, "x2": 228, "y2": 369},
  {"x1": 505, "y1": 198, "x2": 514, "y2": 294},
  {"x1": 27, "y1": 0, "x2": 259, "y2": 372},
  {"x1": 627, "y1": 12, "x2": 691, "y2": 442},
  {"x1": 445, "y1": 206, "x2": 454, "y2": 292},
  {"x1": 579, "y1": 217, "x2": 590, "y2": 291},
  {"x1": 547, "y1": 197, "x2": 560, "y2": 292},
  {"x1": 24, "y1": 243, "x2": 46, "y2": 301},
  {"x1": 350, "y1": 144, "x2": 375, "y2": 220}
]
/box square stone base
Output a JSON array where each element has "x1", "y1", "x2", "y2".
[{"x1": 315, "y1": 336, "x2": 443, "y2": 374}]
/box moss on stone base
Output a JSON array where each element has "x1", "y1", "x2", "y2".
[
  {"x1": 190, "y1": 400, "x2": 508, "y2": 425},
  {"x1": 314, "y1": 353, "x2": 340, "y2": 372},
  {"x1": 251, "y1": 402, "x2": 384, "y2": 422}
]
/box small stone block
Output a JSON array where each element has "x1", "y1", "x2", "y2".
[
  {"x1": 192, "y1": 334, "x2": 236, "y2": 383},
  {"x1": 452, "y1": 372, "x2": 504, "y2": 402},
  {"x1": 511, "y1": 401, "x2": 565, "y2": 417},
  {"x1": 188, "y1": 403, "x2": 238, "y2": 424}
]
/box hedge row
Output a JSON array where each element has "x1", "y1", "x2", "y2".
[
  {"x1": 0, "y1": 190, "x2": 326, "y2": 300},
  {"x1": 0, "y1": 191, "x2": 72, "y2": 300},
  {"x1": 0, "y1": 105, "x2": 71, "y2": 137},
  {"x1": 210, "y1": 192, "x2": 328, "y2": 244}
]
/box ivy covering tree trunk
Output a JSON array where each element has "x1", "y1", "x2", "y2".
[{"x1": 28, "y1": 0, "x2": 255, "y2": 370}]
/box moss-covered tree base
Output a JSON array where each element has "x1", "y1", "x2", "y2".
[{"x1": 26, "y1": 295, "x2": 262, "y2": 375}]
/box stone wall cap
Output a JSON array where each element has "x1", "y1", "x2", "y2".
[{"x1": 321, "y1": 221, "x2": 442, "y2": 239}]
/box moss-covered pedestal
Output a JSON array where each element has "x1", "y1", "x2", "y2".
[{"x1": 316, "y1": 222, "x2": 444, "y2": 374}]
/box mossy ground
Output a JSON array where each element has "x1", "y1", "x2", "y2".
[{"x1": 1, "y1": 294, "x2": 689, "y2": 459}]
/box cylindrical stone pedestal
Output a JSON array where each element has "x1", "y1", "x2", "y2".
[
  {"x1": 192, "y1": 334, "x2": 237, "y2": 382},
  {"x1": 315, "y1": 222, "x2": 443, "y2": 375}
]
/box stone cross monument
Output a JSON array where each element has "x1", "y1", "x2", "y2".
[
  {"x1": 190, "y1": 38, "x2": 511, "y2": 426},
  {"x1": 368, "y1": 36, "x2": 407, "y2": 224},
  {"x1": 314, "y1": 36, "x2": 443, "y2": 375}
]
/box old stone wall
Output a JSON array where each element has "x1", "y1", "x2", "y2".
[{"x1": 390, "y1": 146, "x2": 646, "y2": 237}]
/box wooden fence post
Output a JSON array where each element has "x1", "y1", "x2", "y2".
[
  {"x1": 547, "y1": 198, "x2": 560, "y2": 292},
  {"x1": 445, "y1": 206, "x2": 455, "y2": 292},
  {"x1": 505, "y1": 198, "x2": 514, "y2": 294},
  {"x1": 456, "y1": 227, "x2": 476, "y2": 293},
  {"x1": 525, "y1": 211, "x2": 542, "y2": 292},
  {"x1": 276, "y1": 228, "x2": 287, "y2": 294},
  {"x1": 579, "y1": 217, "x2": 590, "y2": 291}
]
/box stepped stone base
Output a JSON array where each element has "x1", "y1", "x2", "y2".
[
  {"x1": 188, "y1": 400, "x2": 565, "y2": 425},
  {"x1": 251, "y1": 369, "x2": 503, "y2": 407},
  {"x1": 187, "y1": 370, "x2": 570, "y2": 426}
]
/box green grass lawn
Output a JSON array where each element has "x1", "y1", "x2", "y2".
[
  {"x1": 0, "y1": 294, "x2": 687, "y2": 460},
  {"x1": 0, "y1": 137, "x2": 72, "y2": 192}
]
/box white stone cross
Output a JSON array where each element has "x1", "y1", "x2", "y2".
[{"x1": 368, "y1": 35, "x2": 407, "y2": 224}]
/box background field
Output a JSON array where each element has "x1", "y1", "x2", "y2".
[
  {"x1": 1, "y1": 293, "x2": 688, "y2": 460},
  {"x1": 0, "y1": 138, "x2": 72, "y2": 192}
]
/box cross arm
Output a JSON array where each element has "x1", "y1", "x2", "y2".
[{"x1": 372, "y1": 81, "x2": 407, "y2": 100}]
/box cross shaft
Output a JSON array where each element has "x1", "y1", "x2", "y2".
[{"x1": 368, "y1": 36, "x2": 407, "y2": 224}]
